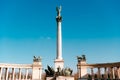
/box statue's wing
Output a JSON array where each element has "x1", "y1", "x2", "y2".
[
  {"x1": 56, "y1": 6, "x2": 59, "y2": 11},
  {"x1": 60, "y1": 6, "x2": 62, "y2": 12},
  {"x1": 33, "y1": 56, "x2": 35, "y2": 58}
]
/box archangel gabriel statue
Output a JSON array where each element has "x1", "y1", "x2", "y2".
[{"x1": 56, "y1": 6, "x2": 62, "y2": 16}]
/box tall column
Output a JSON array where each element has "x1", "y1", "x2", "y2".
[
  {"x1": 56, "y1": 7, "x2": 62, "y2": 60},
  {"x1": 25, "y1": 69, "x2": 28, "y2": 80},
  {"x1": 54, "y1": 6, "x2": 64, "y2": 71},
  {"x1": 5, "y1": 68, "x2": 9, "y2": 80},
  {"x1": 12, "y1": 68, "x2": 15, "y2": 80},
  {"x1": 19, "y1": 68, "x2": 21, "y2": 80}
]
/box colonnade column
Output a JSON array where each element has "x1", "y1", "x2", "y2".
[
  {"x1": 0, "y1": 67, "x2": 2, "y2": 80},
  {"x1": 117, "y1": 67, "x2": 120, "y2": 79},
  {"x1": 112, "y1": 67, "x2": 115, "y2": 79},
  {"x1": 19, "y1": 68, "x2": 21, "y2": 80},
  {"x1": 12, "y1": 68, "x2": 15, "y2": 80},
  {"x1": 98, "y1": 67, "x2": 100, "y2": 79},
  {"x1": 110, "y1": 67, "x2": 113, "y2": 79},
  {"x1": 25, "y1": 69, "x2": 28, "y2": 80},
  {"x1": 5, "y1": 68, "x2": 9, "y2": 80},
  {"x1": 91, "y1": 68, "x2": 94, "y2": 79},
  {"x1": 104, "y1": 67, "x2": 107, "y2": 79}
]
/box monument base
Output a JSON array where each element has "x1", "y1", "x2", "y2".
[
  {"x1": 46, "y1": 77, "x2": 53, "y2": 80},
  {"x1": 56, "y1": 76, "x2": 74, "y2": 80},
  {"x1": 46, "y1": 76, "x2": 74, "y2": 80}
]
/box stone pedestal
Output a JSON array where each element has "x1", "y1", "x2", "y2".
[
  {"x1": 46, "y1": 77, "x2": 53, "y2": 80},
  {"x1": 54, "y1": 59, "x2": 64, "y2": 71},
  {"x1": 32, "y1": 62, "x2": 42, "y2": 80},
  {"x1": 46, "y1": 76, "x2": 74, "y2": 80},
  {"x1": 56, "y1": 76, "x2": 74, "y2": 80}
]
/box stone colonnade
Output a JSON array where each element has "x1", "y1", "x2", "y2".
[
  {"x1": 0, "y1": 61, "x2": 42, "y2": 80},
  {"x1": 89, "y1": 66, "x2": 120, "y2": 79},
  {"x1": 0, "y1": 67, "x2": 32, "y2": 80},
  {"x1": 77, "y1": 62, "x2": 120, "y2": 79}
]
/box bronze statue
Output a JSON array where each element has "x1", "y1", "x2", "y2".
[
  {"x1": 77, "y1": 55, "x2": 86, "y2": 62},
  {"x1": 56, "y1": 6, "x2": 62, "y2": 16},
  {"x1": 45, "y1": 65, "x2": 73, "y2": 77},
  {"x1": 33, "y1": 56, "x2": 41, "y2": 62}
]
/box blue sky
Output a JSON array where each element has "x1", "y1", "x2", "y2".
[{"x1": 0, "y1": 0, "x2": 120, "y2": 72}]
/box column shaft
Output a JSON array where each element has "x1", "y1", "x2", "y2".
[
  {"x1": 39, "y1": 68, "x2": 42, "y2": 80},
  {"x1": 98, "y1": 67, "x2": 101, "y2": 79},
  {"x1": 5, "y1": 68, "x2": 9, "y2": 80},
  {"x1": 25, "y1": 69, "x2": 28, "y2": 80},
  {"x1": 0, "y1": 67, "x2": 2, "y2": 80},
  {"x1": 12, "y1": 68, "x2": 15, "y2": 80},
  {"x1": 57, "y1": 21, "x2": 62, "y2": 59},
  {"x1": 91, "y1": 68, "x2": 94, "y2": 79},
  {"x1": 78, "y1": 68, "x2": 81, "y2": 79},
  {"x1": 104, "y1": 67, "x2": 107, "y2": 79},
  {"x1": 117, "y1": 67, "x2": 120, "y2": 79},
  {"x1": 19, "y1": 68, "x2": 21, "y2": 80},
  {"x1": 112, "y1": 67, "x2": 115, "y2": 79}
]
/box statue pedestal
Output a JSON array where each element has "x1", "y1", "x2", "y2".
[
  {"x1": 46, "y1": 76, "x2": 74, "y2": 80},
  {"x1": 46, "y1": 77, "x2": 53, "y2": 80},
  {"x1": 56, "y1": 76, "x2": 74, "y2": 80},
  {"x1": 32, "y1": 62, "x2": 42, "y2": 80}
]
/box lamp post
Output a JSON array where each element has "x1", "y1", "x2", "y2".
[{"x1": 77, "y1": 56, "x2": 82, "y2": 80}]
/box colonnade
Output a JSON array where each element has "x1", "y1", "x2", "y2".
[
  {"x1": 88, "y1": 67, "x2": 120, "y2": 79},
  {"x1": 77, "y1": 58, "x2": 120, "y2": 79},
  {"x1": 0, "y1": 59, "x2": 42, "y2": 80},
  {"x1": 0, "y1": 67, "x2": 33, "y2": 80}
]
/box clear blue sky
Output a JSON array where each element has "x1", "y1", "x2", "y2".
[{"x1": 0, "y1": 0, "x2": 120, "y2": 72}]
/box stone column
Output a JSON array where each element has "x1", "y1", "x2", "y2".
[
  {"x1": 9, "y1": 74, "x2": 12, "y2": 80},
  {"x1": 98, "y1": 67, "x2": 101, "y2": 79},
  {"x1": 19, "y1": 68, "x2": 21, "y2": 80},
  {"x1": 79, "y1": 68, "x2": 81, "y2": 79},
  {"x1": 112, "y1": 67, "x2": 115, "y2": 79},
  {"x1": 104, "y1": 67, "x2": 107, "y2": 79},
  {"x1": 5, "y1": 68, "x2": 9, "y2": 80},
  {"x1": 0, "y1": 67, "x2": 2, "y2": 80},
  {"x1": 22, "y1": 75, "x2": 24, "y2": 80},
  {"x1": 25, "y1": 69, "x2": 28, "y2": 80},
  {"x1": 117, "y1": 67, "x2": 120, "y2": 79},
  {"x1": 110, "y1": 67, "x2": 113, "y2": 79},
  {"x1": 54, "y1": 6, "x2": 64, "y2": 71},
  {"x1": 91, "y1": 68, "x2": 94, "y2": 79},
  {"x1": 39, "y1": 68, "x2": 42, "y2": 80},
  {"x1": 12, "y1": 68, "x2": 15, "y2": 80}
]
